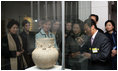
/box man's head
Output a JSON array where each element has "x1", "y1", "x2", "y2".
[
  {"x1": 90, "y1": 19, "x2": 98, "y2": 35},
  {"x1": 22, "y1": 20, "x2": 30, "y2": 32},
  {"x1": 84, "y1": 19, "x2": 98, "y2": 36},
  {"x1": 90, "y1": 14, "x2": 99, "y2": 24},
  {"x1": 65, "y1": 22, "x2": 72, "y2": 31}
]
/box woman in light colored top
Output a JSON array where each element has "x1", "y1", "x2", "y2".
[{"x1": 35, "y1": 20, "x2": 58, "y2": 49}]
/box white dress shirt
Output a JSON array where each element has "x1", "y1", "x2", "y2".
[{"x1": 91, "y1": 30, "x2": 98, "y2": 45}]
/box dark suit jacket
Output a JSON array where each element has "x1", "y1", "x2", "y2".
[
  {"x1": 97, "y1": 28, "x2": 104, "y2": 33},
  {"x1": 89, "y1": 31, "x2": 112, "y2": 70}
]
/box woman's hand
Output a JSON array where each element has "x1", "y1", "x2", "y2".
[
  {"x1": 16, "y1": 52, "x2": 21, "y2": 56},
  {"x1": 77, "y1": 37, "x2": 84, "y2": 45},
  {"x1": 82, "y1": 52, "x2": 91, "y2": 59},
  {"x1": 111, "y1": 50, "x2": 117, "y2": 57},
  {"x1": 16, "y1": 49, "x2": 24, "y2": 56},
  {"x1": 71, "y1": 52, "x2": 80, "y2": 58},
  {"x1": 20, "y1": 49, "x2": 24, "y2": 54}
]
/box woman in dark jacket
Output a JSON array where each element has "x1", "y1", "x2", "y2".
[
  {"x1": 65, "y1": 23, "x2": 85, "y2": 69},
  {"x1": 1, "y1": 19, "x2": 27, "y2": 70},
  {"x1": 105, "y1": 20, "x2": 117, "y2": 70}
]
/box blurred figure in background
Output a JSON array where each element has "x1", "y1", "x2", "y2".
[
  {"x1": 1, "y1": 19, "x2": 27, "y2": 70},
  {"x1": 65, "y1": 23, "x2": 84, "y2": 69},
  {"x1": 35, "y1": 20, "x2": 58, "y2": 49},
  {"x1": 51, "y1": 20, "x2": 62, "y2": 65},
  {"x1": 105, "y1": 20, "x2": 117, "y2": 70},
  {"x1": 37, "y1": 19, "x2": 43, "y2": 32},
  {"x1": 51, "y1": 20, "x2": 62, "y2": 48},
  {"x1": 65, "y1": 21, "x2": 72, "y2": 38},
  {"x1": 20, "y1": 20, "x2": 34, "y2": 68}
]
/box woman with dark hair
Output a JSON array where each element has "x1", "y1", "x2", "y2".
[
  {"x1": 65, "y1": 23, "x2": 85, "y2": 69},
  {"x1": 105, "y1": 20, "x2": 117, "y2": 70},
  {"x1": 1, "y1": 19, "x2": 27, "y2": 70}
]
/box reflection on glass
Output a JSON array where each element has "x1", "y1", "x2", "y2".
[
  {"x1": 65, "y1": 1, "x2": 91, "y2": 70},
  {"x1": 1, "y1": 1, "x2": 62, "y2": 70},
  {"x1": 1, "y1": 1, "x2": 116, "y2": 70}
]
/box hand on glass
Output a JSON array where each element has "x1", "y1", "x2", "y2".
[
  {"x1": 82, "y1": 52, "x2": 91, "y2": 59},
  {"x1": 111, "y1": 49, "x2": 117, "y2": 57}
]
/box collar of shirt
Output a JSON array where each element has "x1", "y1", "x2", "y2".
[
  {"x1": 40, "y1": 29, "x2": 52, "y2": 37},
  {"x1": 92, "y1": 30, "x2": 98, "y2": 40}
]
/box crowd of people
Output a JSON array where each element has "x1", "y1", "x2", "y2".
[
  {"x1": 1, "y1": 19, "x2": 62, "y2": 70},
  {"x1": 1, "y1": 14, "x2": 117, "y2": 70},
  {"x1": 65, "y1": 14, "x2": 117, "y2": 70}
]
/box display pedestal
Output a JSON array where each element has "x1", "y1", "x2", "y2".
[{"x1": 25, "y1": 65, "x2": 71, "y2": 70}]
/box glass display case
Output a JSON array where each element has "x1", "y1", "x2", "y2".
[{"x1": 2, "y1": 1, "x2": 115, "y2": 70}]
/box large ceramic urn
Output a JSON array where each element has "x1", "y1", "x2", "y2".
[{"x1": 32, "y1": 38, "x2": 59, "y2": 69}]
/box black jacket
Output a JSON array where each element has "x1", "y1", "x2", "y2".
[
  {"x1": 20, "y1": 31, "x2": 28, "y2": 53},
  {"x1": 20, "y1": 31, "x2": 36, "y2": 54},
  {"x1": 1, "y1": 35, "x2": 16, "y2": 70},
  {"x1": 97, "y1": 28, "x2": 104, "y2": 33},
  {"x1": 105, "y1": 31, "x2": 117, "y2": 70},
  {"x1": 89, "y1": 32, "x2": 112, "y2": 70},
  {"x1": 105, "y1": 31, "x2": 117, "y2": 50},
  {"x1": 65, "y1": 35, "x2": 81, "y2": 56},
  {"x1": 65, "y1": 33, "x2": 82, "y2": 69},
  {"x1": 1, "y1": 34, "x2": 25, "y2": 70}
]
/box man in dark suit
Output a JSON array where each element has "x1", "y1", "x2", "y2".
[
  {"x1": 82, "y1": 19, "x2": 112, "y2": 70},
  {"x1": 90, "y1": 14, "x2": 104, "y2": 33}
]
